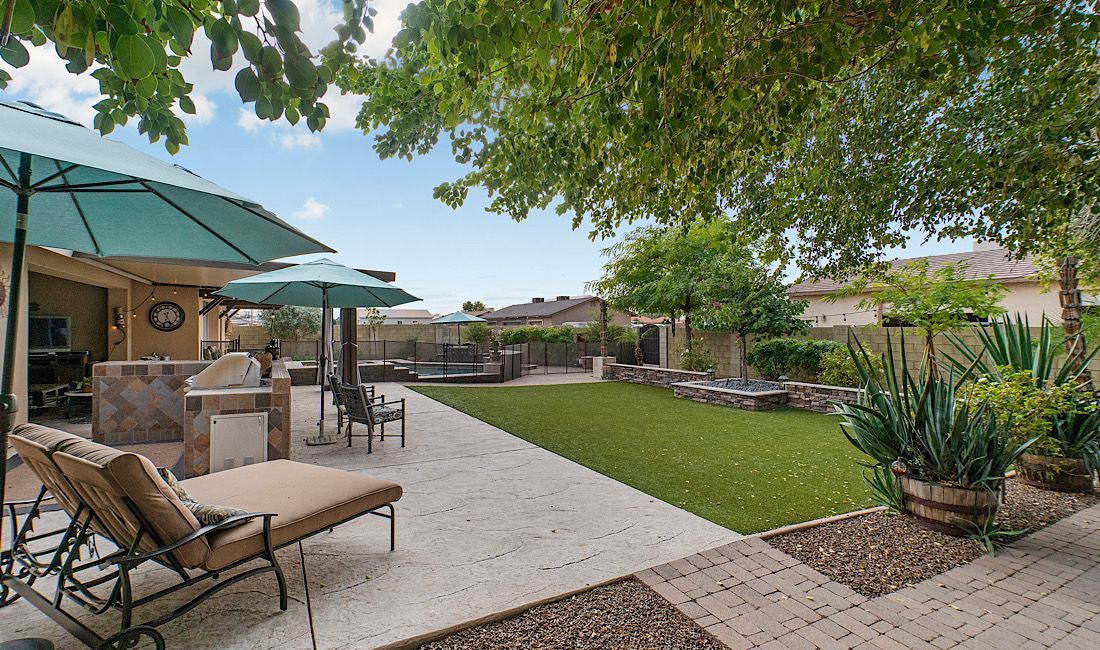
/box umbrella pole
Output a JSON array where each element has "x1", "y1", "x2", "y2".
[
  {"x1": 1, "y1": 155, "x2": 55, "y2": 650},
  {"x1": 306, "y1": 288, "x2": 336, "y2": 446}
]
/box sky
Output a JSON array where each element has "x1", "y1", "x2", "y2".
[{"x1": 0, "y1": 0, "x2": 973, "y2": 315}]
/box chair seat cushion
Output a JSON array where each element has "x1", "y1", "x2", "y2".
[
  {"x1": 372, "y1": 407, "x2": 402, "y2": 423},
  {"x1": 180, "y1": 460, "x2": 402, "y2": 570}
]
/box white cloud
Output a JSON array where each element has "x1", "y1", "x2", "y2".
[
  {"x1": 278, "y1": 132, "x2": 322, "y2": 150},
  {"x1": 237, "y1": 108, "x2": 265, "y2": 133},
  {"x1": 294, "y1": 197, "x2": 331, "y2": 220},
  {"x1": 1, "y1": 45, "x2": 101, "y2": 124}
]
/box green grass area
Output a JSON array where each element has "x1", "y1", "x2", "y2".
[{"x1": 411, "y1": 382, "x2": 871, "y2": 533}]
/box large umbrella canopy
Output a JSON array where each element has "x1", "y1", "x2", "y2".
[
  {"x1": 430, "y1": 311, "x2": 487, "y2": 324},
  {"x1": 212, "y1": 257, "x2": 419, "y2": 307},
  {"x1": 431, "y1": 311, "x2": 487, "y2": 344},
  {"x1": 0, "y1": 100, "x2": 332, "y2": 263},
  {"x1": 0, "y1": 100, "x2": 335, "y2": 610},
  {"x1": 214, "y1": 258, "x2": 419, "y2": 443}
]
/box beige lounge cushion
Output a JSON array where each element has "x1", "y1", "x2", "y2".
[
  {"x1": 52, "y1": 449, "x2": 209, "y2": 569},
  {"x1": 180, "y1": 460, "x2": 402, "y2": 570},
  {"x1": 10, "y1": 424, "x2": 91, "y2": 514}
]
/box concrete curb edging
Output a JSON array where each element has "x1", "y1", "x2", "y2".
[
  {"x1": 749, "y1": 505, "x2": 888, "y2": 540},
  {"x1": 373, "y1": 574, "x2": 631, "y2": 650}
]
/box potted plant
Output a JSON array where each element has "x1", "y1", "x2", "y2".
[
  {"x1": 835, "y1": 334, "x2": 1036, "y2": 536},
  {"x1": 948, "y1": 315, "x2": 1100, "y2": 493},
  {"x1": 76, "y1": 377, "x2": 93, "y2": 393}
]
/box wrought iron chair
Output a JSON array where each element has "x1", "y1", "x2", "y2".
[
  {"x1": 336, "y1": 382, "x2": 406, "y2": 452},
  {"x1": 328, "y1": 374, "x2": 378, "y2": 430}
]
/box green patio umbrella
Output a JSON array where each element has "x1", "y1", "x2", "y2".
[
  {"x1": 213, "y1": 258, "x2": 419, "y2": 444},
  {"x1": 430, "y1": 310, "x2": 487, "y2": 343},
  {"x1": 0, "y1": 100, "x2": 333, "y2": 621}
]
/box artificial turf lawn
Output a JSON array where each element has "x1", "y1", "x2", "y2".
[{"x1": 411, "y1": 382, "x2": 872, "y2": 533}]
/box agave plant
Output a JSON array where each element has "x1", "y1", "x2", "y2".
[
  {"x1": 1050, "y1": 400, "x2": 1100, "y2": 475},
  {"x1": 945, "y1": 314, "x2": 1097, "y2": 386},
  {"x1": 837, "y1": 332, "x2": 1036, "y2": 490}
]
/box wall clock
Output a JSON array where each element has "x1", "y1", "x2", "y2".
[{"x1": 149, "y1": 301, "x2": 186, "y2": 332}]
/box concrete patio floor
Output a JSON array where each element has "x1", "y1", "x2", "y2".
[{"x1": 1, "y1": 382, "x2": 738, "y2": 648}]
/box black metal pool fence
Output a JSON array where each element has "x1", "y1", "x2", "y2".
[{"x1": 202, "y1": 337, "x2": 659, "y2": 382}]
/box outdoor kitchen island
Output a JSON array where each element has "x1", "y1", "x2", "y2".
[{"x1": 92, "y1": 357, "x2": 292, "y2": 477}]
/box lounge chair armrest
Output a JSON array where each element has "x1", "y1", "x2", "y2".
[{"x1": 112, "y1": 512, "x2": 278, "y2": 567}]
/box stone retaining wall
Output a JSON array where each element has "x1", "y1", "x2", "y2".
[
  {"x1": 782, "y1": 381, "x2": 863, "y2": 413},
  {"x1": 602, "y1": 363, "x2": 710, "y2": 387},
  {"x1": 672, "y1": 382, "x2": 789, "y2": 410}
]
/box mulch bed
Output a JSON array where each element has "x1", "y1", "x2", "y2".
[
  {"x1": 768, "y1": 479, "x2": 1099, "y2": 598},
  {"x1": 420, "y1": 578, "x2": 724, "y2": 650}
]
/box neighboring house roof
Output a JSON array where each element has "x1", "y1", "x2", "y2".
[
  {"x1": 788, "y1": 248, "x2": 1039, "y2": 296},
  {"x1": 483, "y1": 295, "x2": 598, "y2": 320},
  {"x1": 376, "y1": 308, "x2": 435, "y2": 319}
]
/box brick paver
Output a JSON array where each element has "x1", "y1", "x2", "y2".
[{"x1": 640, "y1": 504, "x2": 1100, "y2": 649}]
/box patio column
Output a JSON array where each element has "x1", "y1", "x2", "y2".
[{"x1": 340, "y1": 307, "x2": 359, "y2": 384}]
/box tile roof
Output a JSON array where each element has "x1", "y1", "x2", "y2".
[
  {"x1": 483, "y1": 296, "x2": 598, "y2": 319},
  {"x1": 788, "y1": 248, "x2": 1039, "y2": 295}
]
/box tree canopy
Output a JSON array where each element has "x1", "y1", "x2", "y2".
[
  {"x1": 462, "y1": 299, "x2": 486, "y2": 312},
  {"x1": 345, "y1": 0, "x2": 1094, "y2": 272},
  {"x1": 261, "y1": 305, "x2": 321, "y2": 340},
  {"x1": 693, "y1": 258, "x2": 808, "y2": 382},
  {"x1": 827, "y1": 260, "x2": 1005, "y2": 369},
  {"x1": 587, "y1": 221, "x2": 742, "y2": 350},
  {"x1": 0, "y1": 0, "x2": 375, "y2": 152}
]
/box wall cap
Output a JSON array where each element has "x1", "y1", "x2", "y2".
[
  {"x1": 782, "y1": 381, "x2": 864, "y2": 394},
  {"x1": 672, "y1": 381, "x2": 789, "y2": 397}
]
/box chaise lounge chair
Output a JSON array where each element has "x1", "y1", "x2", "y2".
[{"x1": 3, "y1": 423, "x2": 402, "y2": 649}]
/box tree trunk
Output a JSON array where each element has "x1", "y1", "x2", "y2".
[
  {"x1": 598, "y1": 299, "x2": 608, "y2": 357},
  {"x1": 1060, "y1": 256, "x2": 1094, "y2": 389},
  {"x1": 739, "y1": 334, "x2": 748, "y2": 382},
  {"x1": 683, "y1": 298, "x2": 693, "y2": 352},
  {"x1": 925, "y1": 330, "x2": 939, "y2": 380}
]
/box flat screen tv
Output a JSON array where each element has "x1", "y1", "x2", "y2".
[{"x1": 29, "y1": 315, "x2": 71, "y2": 353}]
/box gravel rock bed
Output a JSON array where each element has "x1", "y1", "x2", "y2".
[
  {"x1": 769, "y1": 480, "x2": 1099, "y2": 598},
  {"x1": 420, "y1": 579, "x2": 723, "y2": 650},
  {"x1": 700, "y1": 378, "x2": 783, "y2": 392}
]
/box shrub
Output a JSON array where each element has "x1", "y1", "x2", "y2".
[
  {"x1": 498, "y1": 325, "x2": 574, "y2": 345},
  {"x1": 579, "y1": 320, "x2": 637, "y2": 344},
  {"x1": 261, "y1": 306, "x2": 321, "y2": 341},
  {"x1": 680, "y1": 343, "x2": 716, "y2": 372},
  {"x1": 462, "y1": 322, "x2": 492, "y2": 344},
  {"x1": 819, "y1": 346, "x2": 885, "y2": 387},
  {"x1": 745, "y1": 338, "x2": 841, "y2": 381}
]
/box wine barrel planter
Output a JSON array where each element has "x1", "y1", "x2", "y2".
[
  {"x1": 1016, "y1": 454, "x2": 1096, "y2": 494},
  {"x1": 898, "y1": 476, "x2": 999, "y2": 537}
]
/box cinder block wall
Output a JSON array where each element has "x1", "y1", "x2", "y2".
[{"x1": 661, "y1": 325, "x2": 1100, "y2": 380}]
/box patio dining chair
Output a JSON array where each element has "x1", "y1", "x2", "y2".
[
  {"x1": 327, "y1": 374, "x2": 379, "y2": 430},
  {"x1": 335, "y1": 382, "x2": 406, "y2": 452}
]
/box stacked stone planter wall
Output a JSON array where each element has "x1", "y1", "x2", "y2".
[
  {"x1": 782, "y1": 382, "x2": 864, "y2": 413},
  {"x1": 672, "y1": 382, "x2": 789, "y2": 410},
  {"x1": 602, "y1": 363, "x2": 710, "y2": 387}
]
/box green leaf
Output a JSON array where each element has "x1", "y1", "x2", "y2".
[
  {"x1": 165, "y1": 7, "x2": 195, "y2": 49},
  {"x1": 267, "y1": 0, "x2": 301, "y2": 31},
  {"x1": 238, "y1": 0, "x2": 261, "y2": 17},
  {"x1": 240, "y1": 31, "x2": 263, "y2": 61},
  {"x1": 208, "y1": 20, "x2": 238, "y2": 59},
  {"x1": 105, "y1": 5, "x2": 141, "y2": 35},
  {"x1": 113, "y1": 34, "x2": 155, "y2": 79},
  {"x1": 235, "y1": 67, "x2": 263, "y2": 102},
  {"x1": 284, "y1": 54, "x2": 317, "y2": 89},
  {"x1": 0, "y1": 37, "x2": 30, "y2": 67},
  {"x1": 179, "y1": 95, "x2": 197, "y2": 114},
  {"x1": 8, "y1": 0, "x2": 35, "y2": 34},
  {"x1": 135, "y1": 75, "x2": 157, "y2": 98}
]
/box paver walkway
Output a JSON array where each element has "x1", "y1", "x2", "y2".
[
  {"x1": 1, "y1": 383, "x2": 737, "y2": 649},
  {"x1": 639, "y1": 504, "x2": 1100, "y2": 649}
]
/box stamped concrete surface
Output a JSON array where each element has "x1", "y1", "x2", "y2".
[
  {"x1": 641, "y1": 503, "x2": 1100, "y2": 649},
  {"x1": 2, "y1": 382, "x2": 738, "y2": 648}
]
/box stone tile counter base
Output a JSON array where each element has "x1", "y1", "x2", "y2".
[
  {"x1": 183, "y1": 360, "x2": 292, "y2": 477},
  {"x1": 93, "y1": 360, "x2": 210, "y2": 444}
]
